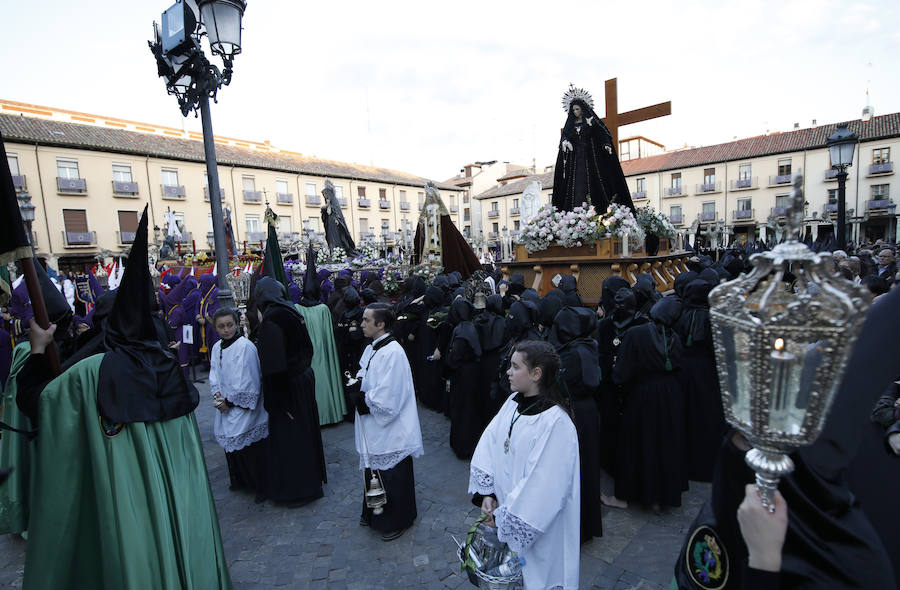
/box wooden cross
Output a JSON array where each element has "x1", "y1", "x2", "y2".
[{"x1": 600, "y1": 78, "x2": 672, "y2": 149}]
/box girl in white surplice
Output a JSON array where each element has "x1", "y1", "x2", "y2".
[
  {"x1": 209, "y1": 307, "x2": 269, "y2": 502},
  {"x1": 469, "y1": 340, "x2": 580, "y2": 589}
]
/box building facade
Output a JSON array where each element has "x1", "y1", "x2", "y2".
[
  {"x1": 466, "y1": 112, "x2": 899, "y2": 250},
  {"x1": 1, "y1": 100, "x2": 464, "y2": 269}
]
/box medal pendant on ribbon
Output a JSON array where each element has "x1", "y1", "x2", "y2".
[
  {"x1": 613, "y1": 337, "x2": 621, "y2": 346},
  {"x1": 504, "y1": 438, "x2": 510, "y2": 453}
]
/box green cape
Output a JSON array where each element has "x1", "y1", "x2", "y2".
[
  {"x1": 0, "y1": 343, "x2": 33, "y2": 535},
  {"x1": 295, "y1": 303, "x2": 347, "y2": 425},
  {"x1": 24, "y1": 353, "x2": 232, "y2": 589}
]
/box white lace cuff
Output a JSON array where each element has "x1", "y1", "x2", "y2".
[
  {"x1": 359, "y1": 446, "x2": 423, "y2": 471},
  {"x1": 495, "y1": 505, "x2": 541, "y2": 555},
  {"x1": 223, "y1": 390, "x2": 260, "y2": 410},
  {"x1": 365, "y1": 393, "x2": 398, "y2": 422},
  {"x1": 468, "y1": 466, "x2": 495, "y2": 495},
  {"x1": 215, "y1": 421, "x2": 269, "y2": 453}
]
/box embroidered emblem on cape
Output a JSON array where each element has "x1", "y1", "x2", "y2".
[
  {"x1": 685, "y1": 525, "x2": 728, "y2": 589},
  {"x1": 99, "y1": 415, "x2": 125, "y2": 438}
]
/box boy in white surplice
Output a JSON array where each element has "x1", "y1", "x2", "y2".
[
  {"x1": 353, "y1": 303, "x2": 424, "y2": 541},
  {"x1": 209, "y1": 307, "x2": 269, "y2": 502},
  {"x1": 469, "y1": 340, "x2": 580, "y2": 589}
]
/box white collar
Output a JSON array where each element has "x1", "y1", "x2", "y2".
[{"x1": 372, "y1": 332, "x2": 390, "y2": 346}]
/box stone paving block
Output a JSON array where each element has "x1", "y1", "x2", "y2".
[{"x1": 612, "y1": 522, "x2": 685, "y2": 587}]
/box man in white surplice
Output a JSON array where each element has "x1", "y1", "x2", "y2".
[{"x1": 353, "y1": 303, "x2": 424, "y2": 541}]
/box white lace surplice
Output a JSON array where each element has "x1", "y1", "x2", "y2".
[
  {"x1": 469, "y1": 395, "x2": 580, "y2": 590},
  {"x1": 354, "y1": 336, "x2": 424, "y2": 470},
  {"x1": 209, "y1": 337, "x2": 269, "y2": 453}
]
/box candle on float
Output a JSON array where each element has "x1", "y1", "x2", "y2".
[{"x1": 770, "y1": 338, "x2": 795, "y2": 411}]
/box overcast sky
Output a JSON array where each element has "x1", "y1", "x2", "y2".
[{"x1": 3, "y1": 0, "x2": 898, "y2": 180}]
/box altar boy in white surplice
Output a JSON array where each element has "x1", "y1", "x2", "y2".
[
  {"x1": 469, "y1": 340, "x2": 580, "y2": 590},
  {"x1": 209, "y1": 307, "x2": 269, "y2": 502}
]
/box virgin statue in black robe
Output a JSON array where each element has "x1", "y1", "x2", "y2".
[
  {"x1": 551, "y1": 87, "x2": 634, "y2": 213},
  {"x1": 320, "y1": 180, "x2": 357, "y2": 255}
]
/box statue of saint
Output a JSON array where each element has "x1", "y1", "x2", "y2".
[
  {"x1": 521, "y1": 180, "x2": 542, "y2": 223},
  {"x1": 413, "y1": 182, "x2": 481, "y2": 278},
  {"x1": 551, "y1": 85, "x2": 634, "y2": 213},
  {"x1": 320, "y1": 180, "x2": 357, "y2": 254}
]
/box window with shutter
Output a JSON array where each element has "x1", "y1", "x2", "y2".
[{"x1": 63, "y1": 209, "x2": 89, "y2": 232}]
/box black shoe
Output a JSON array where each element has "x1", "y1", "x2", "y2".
[
  {"x1": 381, "y1": 528, "x2": 406, "y2": 542},
  {"x1": 359, "y1": 517, "x2": 368, "y2": 527}
]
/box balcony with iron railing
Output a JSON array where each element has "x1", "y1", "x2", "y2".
[
  {"x1": 772, "y1": 206, "x2": 787, "y2": 218},
  {"x1": 730, "y1": 177, "x2": 757, "y2": 190},
  {"x1": 696, "y1": 182, "x2": 722, "y2": 194},
  {"x1": 668, "y1": 214, "x2": 683, "y2": 224},
  {"x1": 276, "y1": 192, "x2": 293, "y2": 204},
  {"x1": 733, "y1": 208, "x2": 755, "y2": 221},
  {"x1": 488, "y1": 210, "x2": 500, "y2": 218},
  {"x1": 12, "y1": 174, "x2": 26, "y2": 190},
  {"x1": 58, "y1": 177, "x2": 87, "y2": 194},
  {"x1": 400, "y1": 202, "x2": 411, "y2": 211},
  {"x1": 769, "y1": 173, "x2": 793, "y2": 186},
  {"x1": 665, "y1": 186, "x2": 686, "y2": 197},
  {"x1": 116, "y1": 230, "x2": 136, "y2": 245},
  {"x1": 359, "y1": 231, "x2": 375, "y2": 240},
  {"x1": 379, "y1": 200, "x2": 391, "y2": 210},
  {"x1": 203, "y1": 186, "x2": 224, "y2": 201},
  {"x1": 509, "y1": 207, "x2": 520, "y2": 216},
  {"x1": 358, "y1": 198, "x2": 371, "y2": 208},
  {"x1": 869, "y1": 162, "x2": 893, "y2": 176},
  {"x1": 824, "y1": 169, "x2": 840, "y2": 181},
  {"x1": 246, "y1": 231, "x2": 266, "y2": 243},
  {"x1": 632, "y1": 191, "x2": 647, "y2": 200},
  {"x1": 305, "y1": 194, "x2": 322, "y2": 206},
  {"x1": 62, "y1": 230, "x2": 97, "y2": 247},
  {"x1": 488, "y1": 231, "x2": 499, "y2": 239},
  {"x1": 338, "y1": 197, "x2": 348, "y2": 208},
  {"x1": 450, "y1": 205, "x2": 458, "y2": 213},
  {"x1": 161, "y1": 184, "x2": 185, "y2": 200},
  {"x1": 700, "y1": 211, "x2": 717, "y2": 222},
  {"x1": 112, "y1": 180, "x2": 139, "y2": 197},
  {"x1": 867, "y1": 198, "x2": 895, "y2": 212},
  {"x1": 243, "y1": 190, "x2": 263, "y2": 203},
  {"x1": 825, "y1": 203, "x2": 838, "y2": 212}
]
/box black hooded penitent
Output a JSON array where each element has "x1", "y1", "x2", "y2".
[{"x1": 98, "y1": 206, "x2": 199, "y2": 423}]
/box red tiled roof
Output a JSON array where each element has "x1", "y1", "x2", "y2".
[
  {"x1": 0, "y1": 113, "x2": 460, "y2": 190},
  {"x1": 620, "y1": 112, "x2": 900, "y2": 176}
]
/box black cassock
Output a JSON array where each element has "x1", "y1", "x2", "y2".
[
  {"x1": 551, "y1": 306, "x2": 604, "y2": 542},
  {"x1": 335, "y1": 288, "x2": 367, "y2": 421},
  {"x1": 446, "y1": 298, "x2": 483, "y2": 460},
  {"x1": 255, "y1": 279, "x2": 327, "y2": 505},
  {"x1": 551, "y1": 101, "x2": 634, "y2": 213},
  {"x1": 474, "y1": 294, "x2": 506, "y2": 420},
  {"x1": 409, "y1": 287, "x2": 446, "y2": 411},
  {"x1": 613, "y1": 298, "x2": 688, "y2": 508},
  {"x1": 673, "y1": 279, "x2": 727, "y2": 482}
]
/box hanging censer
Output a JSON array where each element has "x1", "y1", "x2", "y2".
[{"x1": 365, "y1": 472, "x2": 387, "y2": 515}]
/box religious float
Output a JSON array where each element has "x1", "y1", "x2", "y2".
[{"x1": 502, "y1": 84, "x2": 690, "y2": 306}]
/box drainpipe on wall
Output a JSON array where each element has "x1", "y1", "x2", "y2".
[{"x1": 33, "y1": 143, "x2": 52, "y2": 257}]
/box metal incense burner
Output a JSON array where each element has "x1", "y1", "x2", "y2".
[{"x1": 707, "y1": 174, "x2": 870, "y2": 511}]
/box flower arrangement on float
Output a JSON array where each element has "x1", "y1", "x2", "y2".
[
  {"x1": 635, "y1": 206, "x2": 677, "y2": 239},
  {"x1": 411, "y1": 260, "x2": 443, "y2": 283},
  {"x1": 381, "y1": 264, "x2": 404, "y2": 295},
  {"x1": 515, "y1": 203, "x2": 644, "y2": 253},
  {"x1": 317, "y1": 246, "x2": 348, "y2": 265}
]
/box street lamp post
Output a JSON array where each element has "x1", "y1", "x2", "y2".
[
  {"x1": 16, "y1": 191, "x2": 36, "y2": 248},
  {"x1": 149, "y1": 0, "x2": 247, "y2": 308},
  {"x1": 826, "y1": 124, "x2": 858, "y2": 251}
]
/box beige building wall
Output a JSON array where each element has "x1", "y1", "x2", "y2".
[{"x1": 5, "y1": 141, "x2": 463, "y2": 265}]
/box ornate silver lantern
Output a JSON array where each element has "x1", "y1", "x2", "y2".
[
  {"x1": 708, "y1": 174, "x2": 871, "y2": 510},
  {"x1": 225, "y1": 267, "x2": 252, "y2": 334}
]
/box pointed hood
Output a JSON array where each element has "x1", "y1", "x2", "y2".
[
  {"x1": 301, "y1": 243, "x2": 320, "y2": 305},
  {"x1": 98, "y1": 205, "x2": 199, "y2": 423},
  {"x1": 34, "y1": 258, "x2": 72, "y2": 327}
]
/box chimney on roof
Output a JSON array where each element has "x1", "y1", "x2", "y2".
[
  {"x1": 811, "y1": 119, "x2": 817, "y2": 127},
  {"x1": 794, "y1": 123, "x2": 799, "y2": 129},
  {"x1": 862, "y1": 105, "x2": 874, "y2": 122}
]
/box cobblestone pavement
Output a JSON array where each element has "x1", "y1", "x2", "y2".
[{"x1": 0, "y1": 372, "x2": 709, "y2": 589}]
